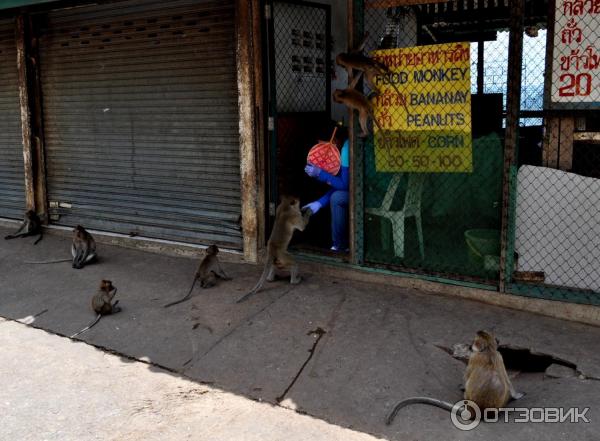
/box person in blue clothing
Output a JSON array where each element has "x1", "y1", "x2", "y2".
[{"x1": 302, "y1": 125, "x2": 350, "y2": 252}]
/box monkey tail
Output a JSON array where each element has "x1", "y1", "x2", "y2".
[
  {"x1": 236, "y1": 254, "x2": 273, "y2": 304},
  {"x1": 386, "y1": 397, "x2": 455, "y2": 425},
  {"x1": 34, "y1": 232, "x2": 43, "y2": 245},
  {"x1": 163, "y1": 277, "x2": 198, "y2": 308},
  {"x1": 70, "y1": 314, "x2": 102, "y2": 339},
  {"x1": 23, "y1": 258, "x2": 71, "y2": 264}
]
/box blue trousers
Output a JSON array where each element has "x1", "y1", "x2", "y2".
[{"x1": 330, "y1": 190, "x2": 349, "y2": 249}]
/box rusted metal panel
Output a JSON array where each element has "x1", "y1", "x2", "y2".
[
  {"x1": 38, "y1": 0, "x2": 242, "y2": 248},
  {"x1": 0, "y1": 18, "x2": 25, "y2": 220}
]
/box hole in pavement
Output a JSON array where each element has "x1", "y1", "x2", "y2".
[
  {"x1": 436, "y1": 343, "x2": 577, "y2": 373},
  {"x1": 498, "y1": 346, "x2": 576, "y2": 372}
]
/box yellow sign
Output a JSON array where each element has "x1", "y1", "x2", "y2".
[{"x1": 372, "y1": 42, "x2": 473, "y2": 173}]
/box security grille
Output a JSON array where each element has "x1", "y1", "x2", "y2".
[
  {"x1": 0, "y1": 18, "x2": 26, "y2": 220},
  {"x1": 38, "y1": 0, "x2": 242, "y2": 248}
]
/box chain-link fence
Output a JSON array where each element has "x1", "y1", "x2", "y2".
[
  {"x1": 354, "y1": 0, "x2": 600, "y2": 303},
  {"x1": 265, "y1": 0, "x2": 600, "y2": 304},
  {"x1": 360, "y1": 3, "x2": 505, "y2": 283},
  {"x1": 509, "y1": 0, "x2": 600, "y2": 304}
]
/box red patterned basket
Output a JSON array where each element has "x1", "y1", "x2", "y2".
[{"x1": 306, "y1": 127, "x2": 341, "y2": 175}]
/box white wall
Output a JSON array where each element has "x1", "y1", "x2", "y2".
[{"x1": 515, "y1": 165, "x2": 600, "y2": 291}]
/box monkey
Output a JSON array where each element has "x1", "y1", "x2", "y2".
[
  {"x1": 24, "y1": 225, "x2": 97, "y2": 269},
  {"x1": 70, "y1": 280, "x2": 121, "y2": 338},
  {"x1": 164, "y1": 244, "x2": 231, "y2": 308},
  {"x1": 386, "y1": 330, "x2": 523, "y2": 425},
  {"x1": 333, "y1": 74, "x2": 385, "y2": 138},
  {"x1": 4, "y1": 210, "x2": 43, "y2": 244},
  {"x1": 71, "y1": 225, "x2": 96, "y2": 269},
  {"x1": 336, "y1": 32, "x2": 406, "y2": 103},
  {"x1": 236, "y1": 196, "x2": 311, "y2": 304}
]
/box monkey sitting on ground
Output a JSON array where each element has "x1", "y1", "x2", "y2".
[
  {"x1": 236, "y1": 196, "x2": 311, "y2": 304},
  {"x1": 386, "y1": 330, "x2": 524, "y2": 425},
  {"x1": 4, "y1": 210, "x2": 43, "y2": 244},
  {"x1": 165, "y1": 245, "x2": 231, "y2": 308},
  {"x1": 24, "y1": 225, "x2": 97, "y2": 269},
  {"x1": 164, "y1": 244, "x2": 231, "y2": 308},
  {"x1": 71, "y1": 280, "x2": 121, "y2": 338}
]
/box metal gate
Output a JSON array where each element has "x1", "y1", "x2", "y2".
[
  {"x1": 38, "y1": 0, "x2": 242, "y2": 248},
  {"x1": 0, "y1": 18, "x2": 26, "y2": 220}
]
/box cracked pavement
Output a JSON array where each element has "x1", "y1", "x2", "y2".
[{"x1": 1, "y1": 228, "x2": 600, "y2": 440}]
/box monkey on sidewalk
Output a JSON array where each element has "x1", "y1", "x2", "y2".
[
  {"x1": 386, "y1": 330, "x2": 524, "y2": 425},
  {"x1": 71, "y1": 280, "x2": 121, "y2": 338},
  {"x1": 24, "y1": 225, "x2": 97, "y2": 269},
  {"x1": 236, "y1": 196, "x2": 311, "y2": 304},
  {"x1": 164, "y1": 244, "x2": 231, "y2": 308},
  {"x1": 5, "y1": 210, "x2": 43, "y2": 245}
]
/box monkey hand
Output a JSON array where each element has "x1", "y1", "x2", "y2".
[
  {"x1": 302, "y1": 201, "x2": 321, "y2": 215},
  {"x1": 304, "y1": 164, "x2": 322, "y2": 178}
]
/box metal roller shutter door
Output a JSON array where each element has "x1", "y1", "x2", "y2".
[
  {"x1": 0, "y1": 18, "x2": 26, "y2": 220},
  {"x1": 39, "y1": 0, "x2": 242, "y2": 248}
]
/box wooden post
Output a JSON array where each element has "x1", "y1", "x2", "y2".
[
  {"x1": 28, "y1": 14, "x2": 48, "y2": 219},
  {"x1": 14, "y1": 14, "x2": 47, "y2": 220},
  {"x1": 236, "y1": 0, "x2": 263, "y2": 263},
  {"x1": 542, "y1": 115, "x2": 574, "y2": 171},
  {"x1": 558, "y1": 116, "x2": 574, "y2": 171},
  {"x1": 15, "y1": 14, "x2": 35, "y2": 213},
  {"x1": 498, "y1": 0, "x2": 524, "y2": 292}
]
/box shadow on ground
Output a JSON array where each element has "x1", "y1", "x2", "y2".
[{"x1": 1, "y1": 228, "x2": 600, "y2": 441}]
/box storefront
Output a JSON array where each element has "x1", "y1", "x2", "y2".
[
  {"x1": 1, "y1": 0, "x2": 599, "y2": 308},
  {"x1": 264, "y1": 0, "x2": 600, "y2": 306}
]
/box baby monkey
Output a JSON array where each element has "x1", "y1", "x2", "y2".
[
  {"x1": 5, "y1": 210, "x2": 43, "y2": 244},
  {"x1": 386, "y1": 330, "x2": 524, "y2": 425},
  {"x1": 71, "y1": 280, "x2": 121, "y2": 338},
  {"x1": 164, "y1": 245, "x2": 231, "y2": 308}
]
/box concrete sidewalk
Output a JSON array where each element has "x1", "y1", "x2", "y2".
[
  {"x1": 1, "y1": 227, "x2": 600, "y2": 441},
  {"x1": 0, "y1": 319, "x2": 379, "y2": 441}
]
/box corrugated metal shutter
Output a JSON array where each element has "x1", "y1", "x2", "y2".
[
  {"x1": 39, "y1": 0, "x2": 242, "y2": 248},
  {"x1": 0, "y1": 18, "x2": 26, "y2": 220}
]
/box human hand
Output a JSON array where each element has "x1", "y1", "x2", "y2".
[
  {"x1": 302, "y1": 201, "x2": 322, "y2": 215},
  {"x1": 305, "y1": 164, "x2": 322, "y2": 178}
]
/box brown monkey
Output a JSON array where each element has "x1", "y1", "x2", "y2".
[
  {"x1": 71, "y1": 280, "x2": 121, "y2": 338},
  {"x1": 333, "y1": 79, "x2": 384, "y2": 138},
  {"x1": 24, "y1": 225, "x2": 97, "y2": 269},
  {"x1": 236, "y1": 196, "x2": 311, "y2": 304},
  {"x1": 164, "y1": 244, "x2": 231, "y2": 308},
  {"x1": 4, "y1": 210, "x2": 43, "y2": 245},
  {"x1": 336, "y1": 32, "x2": 406, "y2": 102},
  {"x1": 386, "y1": 330, "x2": 523, "y2": 425}
]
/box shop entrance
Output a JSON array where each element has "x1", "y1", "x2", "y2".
[{"x1": 265, "y1": 0, "x2": 350, "y2": 256}]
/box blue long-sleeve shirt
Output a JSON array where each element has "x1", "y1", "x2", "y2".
[{"x1": 317, "y1": 140, "x2": 349, "y2": 208}]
